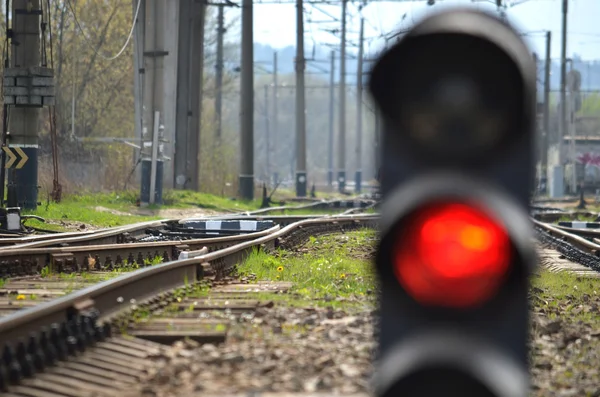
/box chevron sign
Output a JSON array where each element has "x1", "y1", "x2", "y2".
[{"x1": 2, "y1": 146, "x2": 29, "y2": 169}]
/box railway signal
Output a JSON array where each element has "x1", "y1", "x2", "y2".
[{"x1": 369, "y1": 8, "x2": 537, "y2": 397}]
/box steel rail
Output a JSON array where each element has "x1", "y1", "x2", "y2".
[
  {"x1": 0, "y1": 214, "x2": 379, "y2": 362},
  {"x1": 554, "y1": 225, "x2": 600, "y2": 239},
  {"x1": 0, "y1": 230, "x2": 98, "y2": 246},
  {"x1": 532, "y1": 219, "x2": 600, "y2": 256},
  {"x1": 0, "y1": 220, "x2": 168, "y2": 251},
  {"x1": 0, "y1": 198, "x2": 374, "y2": 249},
  {"x1": 0, "y1": 225, "x2": 283, "y2": 278}
]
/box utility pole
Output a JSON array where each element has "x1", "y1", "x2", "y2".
[
  {"x1": 559, "y1": 0, "x2": 567, "y2": 168},
  {"x1": 374, "y1": 107, "x2": 381, "y2": 178},
  {"x1": 133, "y1": 0, "x2": 144, "y2": 170},
  {"x1": 239, "y1": 0, "x2": 254, "y2": 200},
  {"x1": 215, "y1": 4, "x2": 225, "y2": 141},
  {"x1": 355, "y1": 17, "x2": 364, "y2": 194},
  {"x1": 337, "y1": 0, "x2": 347, "y2": 193},
  {"x1": 140, "y1": 0, "x2": 166, "y2": 205},
  {"x1": 5, "y1": 0, "x2": 45, "y2": 209},
  {"x1": 175, "y1": 0, "x2": 205, "y2": 191},
  {"x1": 295, "y1": 0, "x2": 307, "y2": 197},
  {"x1": 264, "y1": 84, "x2": 270, "y2": 181},
  {"x1": 187, "y1": 2, "x2": 206, "y2": 191},
  {"x1": 272, "y1": 51, "x2": 279, "y2": 185},
  {"x1": 328, "y1": 50, "x2": 335, "y2": 187},
  {"x1": 542, "y1": 30, "x2": 551, "y2": 191}
]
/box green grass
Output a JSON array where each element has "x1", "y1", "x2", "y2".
[
  {"x1": 557, "y1": 214, "x2": 597, "y2": 223},
  {"x1": 24, "y1": 193, "x2": 159, "y2": 230},
  {"x1": 532, "y1": 270, "x2": 600, "y2": 323},
  {"x1": 236, "y1": 229, "x2": 377, "y2": 309},
  {"x1": 23, "y1": 190, "x2": 264, "y2": 231},
  {"x1": 24, "y1": 188, "x2": 377, "y2": 231},
  {"x1": 161, "y1": 190, "x2": 261, "y2": 212},
  {"x1": 533, "y1": 270, "x2": 600, "y2": 299}
]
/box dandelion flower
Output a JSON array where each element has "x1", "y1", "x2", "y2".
[
  {"x1": 340, "y1": 274, "x2": 346, "y2": 279},
  {"x1": 277, "y1": 266, "x2": 284, "y2": 272},
  {"x1": 16, "y1": 294, "x2": 25, "y2": 300},
  {"x1": 276, "y1": 275, "x2": 280, "y2": 279}
]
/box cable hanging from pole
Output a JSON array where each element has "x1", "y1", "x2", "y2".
[{"x1": 65, "y1": 0, "x2": 142, "y2": 62}]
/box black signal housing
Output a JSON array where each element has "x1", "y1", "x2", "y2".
[{"x1": 370, "y1": 8, "x2": 537, "y2": 397}]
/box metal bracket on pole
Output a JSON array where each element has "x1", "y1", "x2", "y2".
[{"x1": 150, "y1": 111, "x2": 160, "y2": 205}]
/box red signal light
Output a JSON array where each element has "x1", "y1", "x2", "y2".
[{"x1": 393, "y1": 202, "x2": 511, "y2": 308}]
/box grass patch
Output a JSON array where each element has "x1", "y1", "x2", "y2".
[
  {"x1": 25, "y1": 194, "x2": 159, "y2": 230},
  {"x1": 236, "y1": 229, "x2": 377, "y2": 309},
  {"x1": 24, "y1": 188, "x2": 375, "y2": 231},
  {"x1": 161, "y1": 190, "x2": 261, "y2": 211},
  {"x1": 533, "y1": 270, "x2": 600, "y2": 300},
  {"x1": 557, "y1": 214, "x2": 597, "y2": 223},
  {"x1": 532, "y1": 270, "x2": 600, "y2": 323},
  {"x1": 23, "y1": 190, "x2": 264, "y2": 230}
]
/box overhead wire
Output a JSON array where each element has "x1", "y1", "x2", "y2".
[{"x1": 65, "y1": 0, "x2": 142, "y2": 61}]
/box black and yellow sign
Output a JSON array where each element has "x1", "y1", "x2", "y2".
[{"x1": 2, "y1": 146, "x2": 29, "y2": 169}]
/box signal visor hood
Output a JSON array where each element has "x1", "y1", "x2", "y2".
[{"x1": 368, "y1": 8, "x2": 537, "y2": 163}]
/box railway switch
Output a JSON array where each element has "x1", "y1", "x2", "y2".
[{"x1": 369, "y1": 8, "x2": 537, "y2": 397}]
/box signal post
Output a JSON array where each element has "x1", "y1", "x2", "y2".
[
  {"x1": 370, "y1": 9, "x2": 537, "y2": 397},
  {"x1": 2, "y1": 0, "x2": 53, "y2": 210}
]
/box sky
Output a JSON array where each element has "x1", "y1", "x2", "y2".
[{"x1": 241, "y1": 0, "x2": 600, "y2": 61}]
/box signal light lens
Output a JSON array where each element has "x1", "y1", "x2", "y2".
[{"x1": 393, "y1": 202, "x2": 511, "y2": 308}]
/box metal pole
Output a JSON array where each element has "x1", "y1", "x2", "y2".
[
  {"x1": 264, "y1": 84, "x2": 270, "y2": 182},
  {"x1": 141, "y1": 0, "x2": 165, "y2": 205},
  {"x1": 542, "y1": 31, "x2": 551, "y2": 191},
  {"x1": 328, "y1": 50, "x2": 335, "y2": 187},
  {"x1": 559, "y1": 0, "x2": 567, "y2": 169},
  {"x1": 0, "y1": 104, "x2": 8, "y2": 207},
  {"x1": 569, "y1": 87, "x2": 577, "y2": 194},
  {"x1": 272, "y1": 51, "x2": 278, "y2": 184},
  {"x1": 239, "y1": 0, "x2": 254, "y2": 200},
  {"x1": 215, "y1": 4, "x2": 225, "y2": 141},
  {"x1": 337, "y1": 0, "x2": 347, "y2": 193},
  {"x1": 187, "y1": 0, "x2": 205, "y2": 191},
  {"x1": 133, "y1": 0, "x2": 144, "y2": 169},
  {"x1": 71, "y1": 35, "x2": 76, "y2": 139},
  {"x1": 150, "y1": 111, "x2": 160, "y2": 204},
  {"x1": 295, "y1": 0, "x2": 307, "y2": 197},
  {"x1": 175, "y1": 0, "x2": 191, "y2": 189},
  {"x1": 355, "y1": 17, "x2": 364, "y2": 194},
  {"x1": 374, "y1": 107, "x2": 380, "y2": 178},
  {"x1": 7, "y1": 0, "x2": 42, "y2": 210}
]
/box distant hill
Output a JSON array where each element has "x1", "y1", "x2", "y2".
[
  {"x1": 253, "y1": 43, "x2": 366, "y2": 85},
  {"x1": 253, "y1": 44, "x2": 600, "y2": 93}
]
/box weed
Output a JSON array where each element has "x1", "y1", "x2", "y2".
[
  {"x1": 40, "y1": 266, "x2": 50, "y2": 278},
  {"x1": 532, "y1": 270, "x2": 600, "y2": 323},
  {"x1": 237, "y1": 230, "x2": 377, "y2": 305}
]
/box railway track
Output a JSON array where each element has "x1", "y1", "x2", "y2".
[
  {"x1": 0, "y1": 210, "x2": 377, "y2": 280},
  {"x1": 0, "y1": 199, "x2": 376, "y2": 250},
  {"x1": 1, "y1": 204, "x2": 587, "y2": 396},
  {"x1": 0, "y1": 214, "x2": 377, "y2": 396}
]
